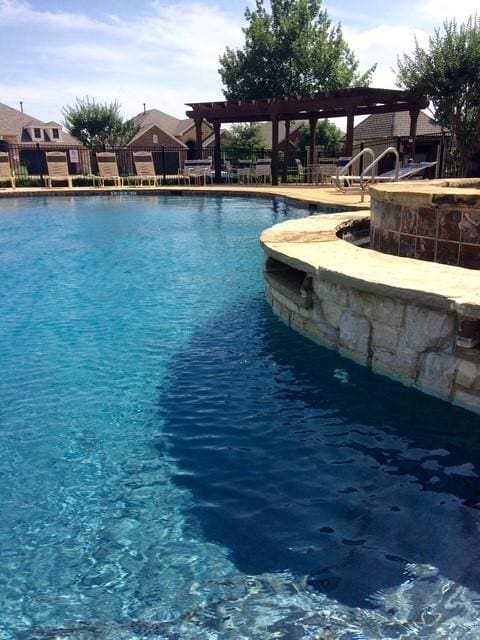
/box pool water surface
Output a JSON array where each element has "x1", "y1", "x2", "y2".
[{"x1": 1, "y1": 194, "x2": 480, "y2": 639}]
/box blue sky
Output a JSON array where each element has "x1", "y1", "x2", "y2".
[{"x1": 0, "y1": 0, "x2": 477, "y2": 124}]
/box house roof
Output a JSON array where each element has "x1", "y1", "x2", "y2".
[
  {"x1": 353, "y1": 111, "x2": 444, "y2": 140},
  {"x1": 127, "y1": 122, "x2": 188, "y2": 148},
  {"x1": 131, "y1": 108, "x2": 184, "y2": 135},
  {"x1": 0, "y1": 102, "x2": 79, "y2": 144},
  {"x1": 131, "y1": 108, "x2": 213, "y2": 143}
]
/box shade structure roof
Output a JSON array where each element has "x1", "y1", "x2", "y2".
[{"x1": 186, "y1": 87, "x2": 428, "y2": 123}]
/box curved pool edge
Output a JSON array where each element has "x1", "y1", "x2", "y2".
[
  {"x1": 0, "y1": 184, "x2": 370, "y2": 211},
  {"x1": 261, "y1": 212, "x2": 480, "y2": 415}
]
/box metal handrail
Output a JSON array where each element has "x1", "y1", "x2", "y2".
[
  {"x1": 359, "y1": 147, "x2": 400, "y2": 190},
  {"x1": 333, "y1": 147, "x2": 375, "y2": 189}
]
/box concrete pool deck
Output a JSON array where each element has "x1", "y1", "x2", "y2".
[{"x1": 0, "y1": 183, "x2": 370, "y2": 210}]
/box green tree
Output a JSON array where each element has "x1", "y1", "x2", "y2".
[
  {"x1": 297, "y1": 119, "x2": 344, "y2": 155},
  {"x1": 397, "y1": 16, "x2": 480, "y2": 176},
  {"x1": 219, "y1": 0, "x2": 375, "y2": 100},
  {"x1": 62, "y1": 97, "x2": 139, "y2": 148},
  {"x1": 224, "y1": 123, "x2": 264, "y2": 150}
]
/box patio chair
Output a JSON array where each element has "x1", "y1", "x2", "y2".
[
  {"x1": 254, "y1": 158, "x2": 271, "y2": 183},
  {"x1": 96, "y1": 152, "x2": 123, "y2": 187},
  {"x1": 133, "y1": 151, "x2": 160, "y2": 186},
  {"x1": 181, "y1": 159, "x2": 212, "y2": 185},
  {"x1": 0, "y1": 152, "x2": 15, "y2": 189},
  {"x1": 237, "y1": 160, "x2": 254, "y2": 184},
  {"x1": 45, "y1": 151, "x2": 73, "y2": 188}
]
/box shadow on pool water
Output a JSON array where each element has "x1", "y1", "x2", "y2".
[{"x1": 157, "y1": 294, "x2": 480, "y2": 609}]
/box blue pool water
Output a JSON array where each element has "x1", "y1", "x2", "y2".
[{"x1": 1, "y1": 194, "x2": 480, "y2": 639}]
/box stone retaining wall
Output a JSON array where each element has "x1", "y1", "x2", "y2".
[
  {"x1": 266, "y1": 272, "x2": 480, "y2": 412},
  {"x1": 262, "y1": 207, "x2": 480, "y2": 414}
]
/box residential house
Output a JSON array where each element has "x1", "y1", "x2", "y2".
[
  {"x1": 0, "y1": 102, "x2": 86, "y2": 176},
  {"x1": 129, "y1": 108, "x2": 217, "y2": 174},
  {"x1": 352, "y1": 111, "x2": 446, "y2": 177}
]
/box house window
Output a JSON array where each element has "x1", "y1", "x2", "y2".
[
  {"x1": 34, "y1": 128, "x2": 42, "y2": 138},
  {"x1": 152, "y1": 134, "x2": 158, "y2": 144},
  {"x1": 52, "y1": 128, "x2": 60, "y2": 139}
]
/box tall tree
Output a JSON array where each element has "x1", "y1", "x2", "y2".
[
  {"x1": 224, "y1": 123, "x2": 264, "y2": 150},
  {"x1": 397, "y1": 16, "x2": 480, "y2": 177},
  {"x1": 219, "y1": 0, "x2": 375, "y2": 100},
  {"x1": 62, "y1": 97, "x2": 139, "y2": 148}
]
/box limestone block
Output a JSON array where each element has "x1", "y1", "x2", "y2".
[
  {"x1": 371, "y1": 348, "x2": 417, "y2": 380},
  {"x1": 417, "y1": 352, "x2": 457, "y2": 398},
  {"x1": 271, "y1": 288, "x2": 300, "y2": 314},
  {"x1": 272, "y1": 298, "x2": 290, "y2": 324},
  {"x1": 322, "y1": 299, "x2": 344, "y2": 329},
  {"x1": 453, "y1": 387, "x2": 480, "y2": 412},
  {"x1": 371, "y1": 321, "x2": 400, "y2": 351},
  {"x1": 339, "y1": 310, "x2": 371, "y2": 356},
  {"x1": 313, "y1": 278, "x2": 348, "y2": 306},
  {"x1": 339, "y1": 346, "x2": 369, "y2": 367},
  {"x1": 348, "y1": 289, "x2": 375, "y2": 317},
  {"x1": 404, "y1": 306, "x2": 455, "y2": 352},
  {"x1": 291, "y1": 314, "x2": 338, "y2": 349},
  {"x1": 455, "y1": 358, "x2": 479, "y2": 390},
  {"x1": 372, "y1": 297, "x2": 405, "y2": 328}
]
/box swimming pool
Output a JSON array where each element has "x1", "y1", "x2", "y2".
[{"x1": 1, "y1": 194, "x2": 480, "y2": 639}]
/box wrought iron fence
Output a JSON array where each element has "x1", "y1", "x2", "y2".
[{"x1": 0, "y1": 142, "x2": 314, "y2": 186}]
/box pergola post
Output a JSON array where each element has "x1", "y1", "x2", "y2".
[
  {"x1": 213, "y1": 120, "x2": 221, "y2": 184},
  {"x1": 194, "y1": 117, "x2": 203, "y2": 159},
  {"x1": 409, "y1": 108, "x2": 419, "y2": 159},
  {"x1": 309, "y1": 117, "x2": 317, "y2": 167},
  {"x1": 281, "y1": 119, "x2": 290, "y2": 184},
  {"x1": 344, "y1": 110, "x2": 354, "y2": 156},
  {"x1": 271, "y1": 115, "x2": 279, "y2": 186}
]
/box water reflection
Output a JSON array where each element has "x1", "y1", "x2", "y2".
[{"x1": 160, "y1": 295, "x2": 480, "y2": 608}]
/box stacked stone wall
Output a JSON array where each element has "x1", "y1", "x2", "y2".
[{"x1": 266, "y1": 274, "x2": 480, "y2": 413}]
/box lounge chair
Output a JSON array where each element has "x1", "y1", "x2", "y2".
[
  {"x1": 96, "y1": 152, "x2": 123, "y2": 187},
  {"x1": 0, "y1": 152, "x2": 15, "y2": 189},
  {"x1": 133, "y1": 151, "x2": 160, "y2": 186},
  {"x1": 45, "y1": 151, "x2": 73, "y2": 188}
]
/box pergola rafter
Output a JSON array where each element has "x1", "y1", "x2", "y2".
[{"x1": 186, "y1": 88, "x2": 429, "y2": 185}]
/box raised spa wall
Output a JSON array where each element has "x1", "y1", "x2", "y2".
[{"x1": 261, "y1": 202, "x2": 480, "y2": 415}]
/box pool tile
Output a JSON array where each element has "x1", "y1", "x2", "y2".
[
  {"x1": 415, "y1": 236, "x2": 435, "y2": 261},
  {"x1": 399, "y1": 233, "x2": 416, "y2": 258},
  {"x1": 438, "y1": 209, "x2": 461, "y2": 241},
  {"x1": 436, "y1": 240, "x2": 459, "y2": 265},
  {"x1": 460, "y1": 210, "x2": 480, "y2": 244},
  {"x1": 459, "y1": 244, "x2": 480, "y2": 269},
  {"x1": 417, "y1": 207, "x2": 438, "y2": 238},
  {"x1": 400, "y1": 206, "x2": 418, "y2": 235}
]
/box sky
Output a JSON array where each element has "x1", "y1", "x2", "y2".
[{"x1": 0, "y1": 0, "x2": 478, "y2": 125}]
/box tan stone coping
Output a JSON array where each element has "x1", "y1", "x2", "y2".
[
  {"x1": 260, "y1": 212, "x2": 480, "y2": 319},
  {"x1": 370, "y1": 178, "x2": 480, "y2": 207},
  {"x1": 0, "y1": 184, "x2": 370, "y2": 210}
]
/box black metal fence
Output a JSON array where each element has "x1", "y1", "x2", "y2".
[{"x1": 0, "y1": 142, "x2": 315, "y2": 186}]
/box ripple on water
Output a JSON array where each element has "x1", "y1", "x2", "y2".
[{"x1": 1, "y1": 195, "x2": 480, "y2": 639}]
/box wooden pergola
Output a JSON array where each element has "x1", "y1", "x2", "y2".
[{"x1": 186, "y1": 87, "x2": 429, "y2": 185}]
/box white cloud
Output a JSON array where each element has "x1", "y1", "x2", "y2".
[
  {"x1": 417, "y1": 0, "x2": 479, "y2": 23},
  {"x1": 0, "y1": 0, "x2": 244, "y2": 120},
  {"x1": 0, "y1": 0, "x2": 107, "y2": 30},
  {"x1": 343, "y1": 24, "x2": 429, "y2": 88}
]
